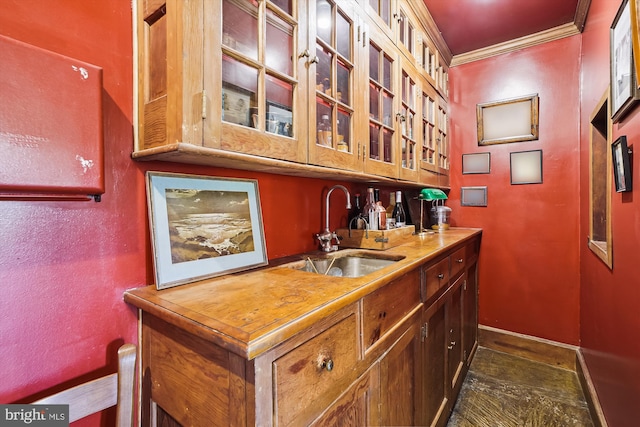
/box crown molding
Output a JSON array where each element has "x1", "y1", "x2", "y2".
[
  {"x1": 451, "y1": 22, "x2": 581, "y2": 67},
  {"x1": 449, "y1": 0, "x2": 591, "y2": 67}
]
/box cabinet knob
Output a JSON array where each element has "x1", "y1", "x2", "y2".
[
  {"x1": 437, "y1": 273, "x2": 444, "y2": 279},
  {"x1": 457, "y1": 258, "x2": 463, "y2": 263},
  {"x1": 299, "y1": 49, "x2": 310, "y2": 58},
  {"x1": 309, "y1": 56, "x2": 319, "y2": 64},
  {"x1": 321, "y1": 358, "x2": 334, "y2": 371},
  {"x1": 448, "y1": 341, "x2": 456, "y2": 350}
]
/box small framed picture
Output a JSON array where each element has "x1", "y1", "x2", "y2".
[
  {"x1": 462, "y1": 152, "x2": 491, "y2": 174},
  {"x1": 222, "y1": 82, "x2": 253, "y2": 127},
  {"x1": 612, "y1": 135, "x2": 633, "y2": 192},
  {"x1": 146, "y1": 172, "x2": 268, "y2": 289},
  {"x1": 510, "y1": 150, "x2": 543, "y2": 185}
]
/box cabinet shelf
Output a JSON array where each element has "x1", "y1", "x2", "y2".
[{"x1": 132, "y1": 142, "x2": 449, "y2": 189}]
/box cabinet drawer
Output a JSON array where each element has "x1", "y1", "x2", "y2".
[
  {"x1": 450, "y1": 246, "x2": 467, "y2": 279},
  {"x1": 362, "y1": 269, "x2": 421, "y2": 349},
  {"x1": 273, "y1": 314, "x2": 359, "y2": 426},
  {"x1": 424, "y1": 257, "x2": 450, "y2": 302}
]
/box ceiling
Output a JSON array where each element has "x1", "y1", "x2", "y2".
[{"x1": 423, "y1": 0, "x2": 591, "y2": 64}]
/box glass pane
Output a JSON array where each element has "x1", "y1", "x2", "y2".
[
  {"x1": 382, "y1": 92, "x2": 393, "y2": 126},
  {"x1": 316, "y1": 45, "x2": 332, "y2": 95},
  {"x1": 266, "y1": 76, "x2": 293, "y2": 136},
  {"x1": 316, "y1": 0, "x2": 332, "y2": 43},
  {"x1": 383, "y1": 129, "x2": 392, "y2": 163},
  {"x1": 336, "y1": 11, "x2": 350, "y2": 59},
  {"x1": 336, "y1": 61, "x2": 349, "y2": 104},
  {"x1": 369, "y1": 124, "x2": 380, "y2": 160},
  {"x1": 369, "y1": 45, "x2": 379, "y2": 82},
  {"x1": 381, "y1": 0, "x2": 390, "y2": 26},
  {"x1": 408, "y1": 22, "x2": 414, "y2": 53},
  {"x1": 316, "y1": 99, "x2": 332, "y2": 147},
  {"x1": 337, "y1": 109, "x2": 351, "y2": 152},
  {"x1": 223, "y1": 0, "x2": 258, "y2": 60},
  {"x1": 369, "y1": 0, "x2": 378, "y2": 15},
  {"x1": 370, "y1": 85, "x2": 380, "y2": 121},
  {"x1": 221, "y1": 56, "x2": 258, "y2": 127},
  {"x1": 383, "y1": 55, "x2": 392, "y2": 90},
  {"x1": 270, "y1": 0, "x2": 292, "y2": 15},
  {"x1": 399, "y1": 13, "x2": 406, "y2": 46},
  {"x1": 266, "y1": 10, "x2": 293, "y2": 76}
]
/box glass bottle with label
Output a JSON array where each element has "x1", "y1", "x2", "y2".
[
  {"x1": 392, "y1": 190, "x2": 406, "y2": 227},
  {"x1": 374, "y1": 188, "x2": 387, "y2": 230},
  {"x1": 363, "y1": 187, "x2": 378, "y2": 230}
]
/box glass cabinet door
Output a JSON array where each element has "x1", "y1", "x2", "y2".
[
  {"x1": 307, "y1": 0, "x2": 361, "y2": 172},
  {"x1": 420, "y1": 88, "x2": 437, "y2": 173},
  {"x1": 366, "y1": 33, "x2": 399, "y2": 178},
  {"x1": 399, "y1": 64, "x2": 418, "y2": 181},
  {"x1": 437, "y1": 99, "x2": 449, "y2": 174},
  {"x1": 213, "y1": 0, "x2": 305, "y2": 162}
]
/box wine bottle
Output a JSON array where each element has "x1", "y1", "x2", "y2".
[
  {"x1": 363, "y1": 187, "x2": 378, "y2": 231},
  {"x1": 374, "y1": 188, "x2": 387, "y2": 230},
  {"x1": 392, "y1": 191, "x2": 406, "y2": 227},
  {"x1": 349, "y1": 193, "x2": 364, "y2": 229}
]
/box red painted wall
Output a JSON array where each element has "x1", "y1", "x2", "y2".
[
  {"x1": 579, "y1": 0, "x2": 640, "y2": 424},
  {"x1": 0, "y1": 1, "x2": 362, "y2": 424},
  {"x1": 449, "y1": 36, "x2": 582, "y2": 345}
]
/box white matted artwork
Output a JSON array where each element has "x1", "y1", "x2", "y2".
[
  {"x1": 510, "y1": 150, "x2": 543, "y2": 185},
  {"x1": 477, "y1": 94, "x2": 539, "y2": 145},
  {"x1": 460, "y1": 186, "x2": 488, "y2": 207},
  {"x1": 146, "y1": 172, "x2": 268, "y2": 289},
  {"x1": 462, "y1": 152, "x2": 491, "y2": 174}
]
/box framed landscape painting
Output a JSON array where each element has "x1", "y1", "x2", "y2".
[{"x1": 146, "y1": 172, "x2": 267, "y2": 289}]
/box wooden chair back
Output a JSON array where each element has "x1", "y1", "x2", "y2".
[{"x1": 33, "y1": 343, "x2": 136, "y2": 427}]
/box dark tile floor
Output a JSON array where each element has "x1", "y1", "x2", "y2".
[{"x1": 447, "y1": 347, "x2": 594, "y2": 427}]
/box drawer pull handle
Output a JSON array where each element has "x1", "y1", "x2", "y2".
[
  {"x1": 437, "y1": 273, "x2": 444, "y2": 279},
  {"x1": 321, "y1": 358, "x2": 334, "y2": 372}
]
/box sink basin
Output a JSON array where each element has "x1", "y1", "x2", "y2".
[{"x1": 290, "y1": 251, "x2": 405, "y2": 278}]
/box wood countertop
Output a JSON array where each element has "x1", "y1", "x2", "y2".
[{"x1": 124, "y1": 227, "x2": 481, "y2": 360}]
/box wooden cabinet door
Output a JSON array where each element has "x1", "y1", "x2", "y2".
[
  {"x1": 420, "y1": 297, "x2": 447, "y2": 427},
  {"x1": 379, "y1": 320, "x2": 421, "y2": 426},
  {"x1": 307, "y1": 0, "x2": 364, "y2": 172},
  {"x1": 364, "y1": 30, "x2": 401, "y2": 178},
  {"x1": 447, "y1": 275, "x2": 464, "y2": 396},
  {"x1": 213, "y1": 0, "x2": 308, "y2": 163},
  {"x1": 463, "y1": 262, "x2": 478, "y2": 365},
  {"x1": 310, "y1": 366, "x2": 380, "y2": 427}
]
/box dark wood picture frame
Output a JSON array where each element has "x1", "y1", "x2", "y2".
[{"x1": 612, "y1": 135, "x2": 633, "y2": 192}]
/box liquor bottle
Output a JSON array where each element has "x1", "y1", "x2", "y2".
[
  {"x1": 392, "y1": 191, "x2": 406, "y2": 227},
  {"x1": 363, "y1": 187, "x2": 378, "y2": 231},
  {"x1": 374, "y1": 188, "x2": 387, "y2": 230}
]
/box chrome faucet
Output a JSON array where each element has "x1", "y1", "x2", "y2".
[{"x1": 316, "y1": 185, "x2": 352, "y2": 252}]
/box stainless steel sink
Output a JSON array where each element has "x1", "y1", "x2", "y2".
[{"x1": 290, "y1": 251, "x2": 405, "y2": 278}]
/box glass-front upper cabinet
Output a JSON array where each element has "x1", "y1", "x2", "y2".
[
  {"x1": 420, "y1": 86, "x2": 437, "y2": 173},
  {"x1": 437, "y1": 97, "x2": 449, "y2": 174},
  {"x1": 398, "y1": 60, "x2": 419, "y2": 181},
  {"x1": 361, "y1": 0, "x2": 396, "y2": 40},
  {"x1": 209, "y1": 0, "x2": 307, "y2": 162},
  {"x1": 366, "y1": 32, "x2": 399, "y2": 178},
  {"x1": 307, "y1": 0, "x2": 362, "y2": 172}
]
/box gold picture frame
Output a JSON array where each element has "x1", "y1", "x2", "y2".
[{"x1": 476, "y1": 94, "x2": 539, "y2": 145}]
